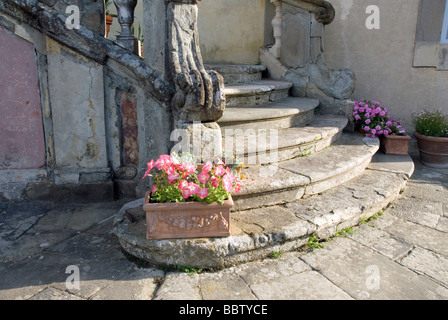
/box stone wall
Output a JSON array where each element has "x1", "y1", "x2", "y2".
[
  {"x1": 323, "y1": 0, "x2": 448, "y2": 132},
  {"x1": 0, "y1": 1, "x2": 172, "y2": 202}
]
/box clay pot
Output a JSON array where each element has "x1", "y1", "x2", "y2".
[
  {"x1": 105, "y1": 15, "x2": 114, "y2": 38},
  {"x1": 379, "y1": 134, "x2": 411, "y2": 156},
  {"x1": 143, "y1": 192, "x2": 233, "y2": 240},
  {"x1": 414, "y1": 131, "x2": 448, "y2": 168}
]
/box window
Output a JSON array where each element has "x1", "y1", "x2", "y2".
[{"x1": 413, "y1": 0, "x2": 448, "y2": 70}]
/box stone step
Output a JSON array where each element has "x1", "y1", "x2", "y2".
[
  {"x1": 222, "y1": 115, "x2": 348, "y2": 164},
  {"x1": 205, "y1": 63, "x2": 266, "y2": 84},
  {"x1": 224, "y1": 80, "x2": 293, "y2": 107},
  {"x1": 113, "y1": 151, "x2": 414, "y2": 269},
  {"x1": 218, "y1": 97, "x2": 319, "y2": 131},
  {"x1": 231, "y1": 132, "x2": 380, "y2": 211}
]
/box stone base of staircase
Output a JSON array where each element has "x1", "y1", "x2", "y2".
[{"x1": 112, "y1": 149, "x2": 414, "y2": 269}]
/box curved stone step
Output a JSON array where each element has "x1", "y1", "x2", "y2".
[
  {"x1": 222, "y1": 115, "x2": 348, "y2": 164},
  {"x1": 232, "y1": 133, "x2": 380, "y2": 211},
  {"x1": 113, "y1": 152, "x2": 414, "y2": 269},
  {"x1": 205, "y1": 64, "x2": 266, "y2": 84},
  {"x1": 225, "y1": 80, "x2": 293, "y2": 107},
  {"x1": 218, "y1": 97, "x2": 319, "y2": 131}
]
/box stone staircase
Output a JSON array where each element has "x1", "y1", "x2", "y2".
[{"x1": 113, "y1": 63, "x2": 415, "y2": 269}]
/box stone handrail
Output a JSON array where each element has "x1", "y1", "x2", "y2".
[{"x1": 0, "y1": 0, "x2": 172, "y2": 103}]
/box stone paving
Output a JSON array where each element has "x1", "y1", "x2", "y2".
[{"x1": 0, "y1": 157, "x2": 447, "y2": 301}]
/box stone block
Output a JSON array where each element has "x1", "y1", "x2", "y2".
[
  {"x1": 0, "y1": 27, "x2": 45, "y2": 169},
  {"x1": 281, "y1": 5, "x2": 311, "y2": 68},
  {"x1": 47, "y1": 38, "x2": 108, "y2": 170}
]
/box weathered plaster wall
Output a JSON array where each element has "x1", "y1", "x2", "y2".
[
  {"x1": 197, "y1": 0, "x2": 266, "y2": 64},
  {"x1": 323, "y1": 0, "x2": 448, "y2": 131}
]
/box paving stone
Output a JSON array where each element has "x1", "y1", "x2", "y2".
[
  {"x1": 90, "y1": 268, "x2": 164, "y2": 300},
  {"x1": 436, "y1": 216, "x2": 448, "y2": 233},
  {"x1": 301, "y1": 237, "x2": 448, "y2": 300},
  {"x1": 29, "y1": 287, "x2": 84, "y2": 300},
  {"x1": 348, "y1": 224, "x2": 413, "y2": 261},
  {"x1": 386, "y1": 198, "x2": 443, "y2": 229},
  {"x1": 154, "y1": 272, "x2": 202, "y2": 300},
  {"x1": 199, "y1": 271, "x2": 257, "y2": 300},
  {"x1": 375, "y1": 215, "x2": 448, "y2": 258},
  {"x1": 400, "y1": 247, "x2": 448, "y2": 287}
]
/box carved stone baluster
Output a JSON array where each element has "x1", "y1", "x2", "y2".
[
  {"x1": 270, "y1": 0, "x2": 282, "y2": 59},
  {"x1": 114, "y1": 0, "x2": 139, "y2": 55}
]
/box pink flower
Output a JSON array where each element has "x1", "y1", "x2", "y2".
[
  {"x1": 151, "y1": 184, "x2": 157, "y2": 194},
  {"x1": 223, "y1": 179, "x2": 233, "y2": 192},
  {"x1": 142, "y1": 160, "x2": 154, "y2": 179},
  {"x1": 234, "y1": 183, "x2": 241, "y2": 193},
  {"x1": 365, "y1": 119, "x2": 371, "y2": 125},
  {"x1": 188, "y1": 182, "x2": 199, "y2": 194},
  {"x1": 214, "y1": 165, "x2": 226, "y2": 176},
  {"x1": 168, "y1": 172, "x2": 179, "y2": 184},
  {"x1": 364, "y1": 126, "x2": 371, "y2": 132},
  {"x1": 375, "y1": 125, "x2": 382, "y2": 131},
  {"x1": 371, "y1": 129, "x2": 377, "y2": 135},
  {"x1": 178, "y1": 180, "x2": 188, "y2": 190},
  {"x1": 210, "y1": 177, "x2": 220, "y2": 188},
  {"x1": 182, "y1": 187, "x2": 191, "y2": 199},
  {"x1": 355, "y1": 115, "x2": 361, "y2": 120},
  {"x1": 202, "y1": 161, "x2": 213, "y2": 173},
  {"x1": 198, "y1": 172, "x2": 210, "y2": 184},
  {"x1": 155, "y1": 155, "x2": 171, "y2": 170},
  {"x1": 197, "y1": 188, "x2": 208, "y2": 199}
]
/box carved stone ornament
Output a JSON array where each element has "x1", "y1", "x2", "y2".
[{"x1": 166, "y1": 0, "x2": 226, "y2": 125}]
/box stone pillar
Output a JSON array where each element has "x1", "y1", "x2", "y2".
[
  {"x1": 142, "y1": 0, "x2": 225, "y2": 159},
  {"x1": 114, "y1": 0, "x2": 139, "y2": 55}
]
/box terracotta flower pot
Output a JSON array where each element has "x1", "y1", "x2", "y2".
[
  {"x1": 143, "y1": 192, "x2": 233, "y2": 240},
  {"x1": 414, "y1": 131, "x2": 448, "y2": 168},
  {"x1": 379, "y1": 134, "x2": 411, "y2": 156},
  {"x1": 105, "y1": 15, "x2": 114, "y2": 38}
]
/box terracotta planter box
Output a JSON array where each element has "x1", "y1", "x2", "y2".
[
  {"x1": 143, "y1": 192, "x2": 233, "y2": 240},
  {"x1": 379, "y1": 134, "x2": 411, "y2": 156},
  {"x1": 414, "y1": 131, "x2": 448, "y2": 169}
]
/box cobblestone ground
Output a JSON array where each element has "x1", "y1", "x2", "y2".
[{"x1": 0, "y1": 158, "x2": 447, "y2": 302}]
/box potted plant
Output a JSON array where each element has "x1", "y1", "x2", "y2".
[
  {"x1": 105, "y1": 0, "x2": 117, "y2": 38},
  {"x1": 412, "y1": 110, "x2": 448, "y2": 168},
  {"x1": 141, "y1": 152, "x2": 244, "y2": 240},
  {"x1": 353, "y1": 99, "x2": 411, "y2": 155}
]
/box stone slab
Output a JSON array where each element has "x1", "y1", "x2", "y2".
[
  {"x1": 0, "y1": 27, "x2": 45, "y2": 169},
  {"x1": 301, "y1": 237, "x2": 448, "y2": 300}
]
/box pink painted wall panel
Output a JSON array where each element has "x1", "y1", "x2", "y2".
[{"x1": 0, "y1": 27, "x2": 45, "y2": 169}]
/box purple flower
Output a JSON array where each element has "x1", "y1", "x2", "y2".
[
  {"x1": 364, "y1": 126, "x2": 371, "y2": 131},
  {"x1": 375, "y1": 125, "x2": 382, "y2": 131},
  {"x1": 355, "y1": 115, "x2": 361, "y2": 120},
  {"x1": 365, "y1": 119, "x2": 371, "y2": 125},
  {"x1": 371, "y1": 129, "x2": 377, "y2": 135}
]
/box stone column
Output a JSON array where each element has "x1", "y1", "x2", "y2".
[
  {"x1": 114, "y1": 0, "x2": 139, "y2": 54},
  {"x1": 142, "y1": 0, "x2": 225, "y2": 159}
]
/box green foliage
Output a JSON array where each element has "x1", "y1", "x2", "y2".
[
  {"x1": 173, "y1": 264, "x2": 203, "y2": 276},
  {"x1": 270, "y1": 251, "x2": 283, "y2": 259},
  {"x1": 413, "y1": 110, "x2": 448, "y2": 137},
  {"x1": 307, "y1": 236, "x2": 323, "y2": 251}
]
